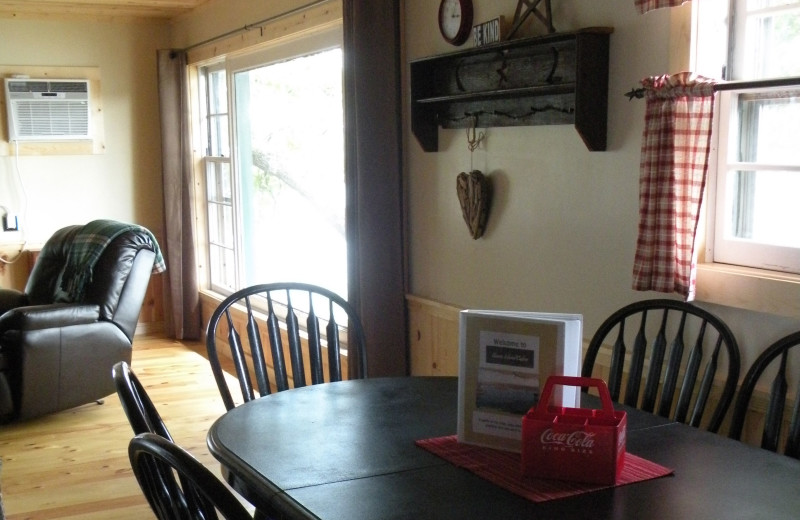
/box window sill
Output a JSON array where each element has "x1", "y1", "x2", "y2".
[{"x1": 695, "y1": 263, "x2": 800, "y2": 318}]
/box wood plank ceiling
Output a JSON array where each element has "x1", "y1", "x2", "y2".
[{"x1": 0, "y1": 0, "x2": 212, "y2": 20}]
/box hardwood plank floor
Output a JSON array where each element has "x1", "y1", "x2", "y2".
[{"x1": 0, "y1": 335, "x2": 247, "y2": 519}]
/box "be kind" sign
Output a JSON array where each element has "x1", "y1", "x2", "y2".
[{"x1": 473, "y1": 17, "x2": 505, "y2": 47}]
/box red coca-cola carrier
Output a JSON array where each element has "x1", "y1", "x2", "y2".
[{"x1": 521, "y1": 375, "x2": 626, "y2": 485}]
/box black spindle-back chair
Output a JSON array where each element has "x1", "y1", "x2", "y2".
[
  {"x1": 205, "y1": 282, "x2": 367, "y2": 411},
  {"x1": 112, "y1": 361, "x2": 172, "y2": 440},
  {"x1": 128, "y1": 433, "x2": 253, "y2": 520},
  {"x1": 113, "y1": 361, "x2": 267, "y2": 519},
  {"x1": 582, "y1": 299, "x2": 740, "y2": 433},
  {"x1": 729, "y1": 330, "x2": 800, "y2": 458}
]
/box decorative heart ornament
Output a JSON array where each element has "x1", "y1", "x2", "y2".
[{"x1": 456, "y1": 170, "x2": 492, "y2": 239}]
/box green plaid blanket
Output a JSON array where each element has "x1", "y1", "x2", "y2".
[{"x1": 60, "y1": 219, "x2": 166, "y2": 301}]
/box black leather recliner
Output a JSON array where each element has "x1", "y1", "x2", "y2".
[{"x1": 0, "y1": 221, "x2": 163, "y2": 422}]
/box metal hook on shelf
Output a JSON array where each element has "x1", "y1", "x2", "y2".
[{"x1": 466, "y1": 115, "x2": 485, "y2": 152}]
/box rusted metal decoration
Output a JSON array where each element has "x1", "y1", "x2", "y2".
[
  {"x1": 456, "y1": 170, "x2": 492, "y2": 239},
  {"x1": 508, "y1": 0, "x2": 555, "y2": 39}
]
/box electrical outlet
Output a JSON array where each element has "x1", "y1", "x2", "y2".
[{"x1": 2, "y1": 213, "x2": 19, "y2": 231}]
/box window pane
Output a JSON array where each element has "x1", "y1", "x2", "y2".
[
  {"x1": 736, "y1": 90, "x2": 800, "y2": 162},
  {"x1": 209, "y1": 114, "x2": 230, "y2": 157},
  {"x1": 202, "y1": 67, "x2": 230, "y2": 157},
  {"x1": 208, "y1": 69, "x2": 227, "y2": 114},
  {"x1": 206, "y1": 159, "x2": 232, "y2": 203},
  {"x1": 727, "y1": 90, "x2": 800, "y2": 248},
  {"x1": 742, "y1": 6, "x2": 800, "y2": 78},
  {"x1": 207, "y1": 202, "x2": 233, "y2": 247},
  {"x1": 209, "y1": 243, "x2": 236, "y2": 291},
  {"x1": 747, "y1": 0, "x2": 800, "y2": 9},
  {"x1": 233, "y1": 48, "x2": 347, "y2": 297},
  {"x1": 725, "y1": 169, "x2": 800, "y2": 247},
  {"x1": 206, "y1": 159, "x2": 233, "y2": 248}
]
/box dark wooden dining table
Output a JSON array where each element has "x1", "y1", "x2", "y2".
[{"x1": 207, "y1": 377, "x2": 800, "y2": 519}]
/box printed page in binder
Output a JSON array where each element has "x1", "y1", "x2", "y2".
[{"x1": 457, "y1": 309, "x2": 583, "y2": 452}]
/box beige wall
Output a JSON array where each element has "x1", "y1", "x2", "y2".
[
  {"x1": 0, "y1": 0, "x2": 797, "y2": 377},
  {"x1": 169, "y1": 0, "x2": 325, "y2": 49},
  {"x1": 0, "y1": 18, "x2": 169, "y2": 247},
  {"x1": 403, "y1": 0, "x2": 800, "y2": 372}
]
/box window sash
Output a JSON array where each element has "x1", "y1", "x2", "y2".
[
  {"x1": 205, "y1": 157, "x2": 237, "y2": 292},
  {"x1": 200, "y1": 64, "x2": 229, "y2": 158},
  {"x1": 728, "y1": 0, "x2": 800, "y2": 80},
  {"x1": 712, "y1": 87, "x2": 800, "y2": 273},
  {"x1": 200, "y1": 63, "x2": 236, "y2": 293}
]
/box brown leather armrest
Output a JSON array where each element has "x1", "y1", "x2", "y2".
[
  {"x1": 0, "y1": 303, "x2": 100, "y2": 332},
  {"x1": 0, "y1": 289, "x2": 27, "y2": 318}
]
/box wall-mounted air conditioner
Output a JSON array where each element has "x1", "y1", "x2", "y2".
[{"x1": 4, "y1": 78, "x2": 91, "y2": 141}]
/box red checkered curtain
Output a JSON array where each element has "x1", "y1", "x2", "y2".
[
  {"x1": 632, "y1": 72, "x2": 717, "y2": 300},
  {"x1": 635, "y1": 0, "x2": 690, "y2": 14}
]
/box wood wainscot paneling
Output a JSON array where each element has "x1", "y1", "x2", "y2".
[
  {"x1": 407, "y1": 294, "x2": 462, "y2": 377},
  {"x1": 0, "y1": 247, "x2": 36, "y2": 291},
  {"x1": 404, "y1": 294, "x2": 788, "y2": 450},
  {"x1": 732, "y1": 382, "x2": 800, "y2": 451},
  {"x1": 136, "y1": 273, "x2": 165, "y2": 335},
  {"x1": 582, "y1": 338, "x2": 797, "y2": 447}
]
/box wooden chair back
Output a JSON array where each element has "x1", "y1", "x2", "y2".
[
  {"x1": 729, "y1": 330, "x2": 800, "y2": 458},
  {"x1": 205, "y1": 282, "x2": 367, "y2": 411},
  {"x1": 112, "y1": 361, "x2": 172, "y2": 440},
  {"x1": 128, "y1": 433, "x2": 252, "y2": 520},
  {"x1": 582, "y1": 299, "x2": 740, "y2": 433}
]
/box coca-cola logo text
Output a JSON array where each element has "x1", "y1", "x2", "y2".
[{"x1": 539, "y1": 428, "x2": 596, "y2": 448}]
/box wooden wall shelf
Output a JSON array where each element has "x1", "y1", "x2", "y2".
[{"x1": 410, "y1": 27, "x2": 613, "y2": 152}]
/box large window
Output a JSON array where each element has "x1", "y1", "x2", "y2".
[
  {"x1": 198, "y1": 26, "x2": 346, "y2": 296},
  {"x1": 698, "y1": 0, "x2": 800, "y2": 274}
]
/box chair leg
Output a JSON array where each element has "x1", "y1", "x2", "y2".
[{"x1": 0, "y1": 372, "x2": 13, "y2": 421}]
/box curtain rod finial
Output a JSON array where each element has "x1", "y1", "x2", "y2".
[{"x1": 625, "y1": 87, "x2": 645, "y2": 100}]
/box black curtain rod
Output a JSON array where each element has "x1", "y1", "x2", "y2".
[
  {"x1": 625, "y1": 75, "x2": 800, "y2": 100},
  {"x1": 182, "y1": 0, "x2": 334, "y2": 52}
]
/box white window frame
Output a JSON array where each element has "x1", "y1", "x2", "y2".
[
  {"x1": 198, "y1": 62, "x2": 236, "y2": 294},
  {"x1": 691, "y1": 0, "x2": 800, "y2": 316},
  {"x1": 727, "y1": 0, "x2": 800, "y2": 81},
  {"x1": 229, "y1": 24, "x2": 345, "y2": 296},
  {"x1": 712, "y1": 84, "x2": 800, "y2": 274},
  {"x1": 196, "y1": 23, "x2": 344, "y2": 297},
  {"x1": 709, "y1": 0, "x2": 800, "y2": 275}
]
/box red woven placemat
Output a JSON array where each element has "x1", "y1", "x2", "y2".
[{"x1": 415, "y1": 435, "x2": 673, "y2": 503}]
